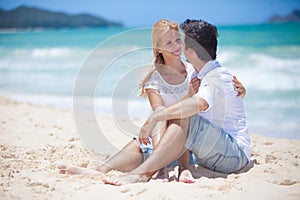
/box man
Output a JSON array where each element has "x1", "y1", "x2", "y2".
[{"x1": 103, "y1": 19, "x2": 251, "y2": 185}]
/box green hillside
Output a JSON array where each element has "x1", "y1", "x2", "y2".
[{"x1": 0, "y1": 5, "x2": 123, "y2": 29}]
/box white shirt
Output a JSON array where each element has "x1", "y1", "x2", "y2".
[
  {"x1": 194, "y1": 60, "x2": 251, "y2": 160},
  {"x1": 144, "y1": 62, "x2": 194, "y2": 107}
]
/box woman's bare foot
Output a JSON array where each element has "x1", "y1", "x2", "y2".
[
  {"x1": 102, "y1": 173, "x2": 149, "y2": 186},
  {"x1": 57, "y1": 163, "x2": 102, "y2": 175},
  {"x1": 178, "y1": 168, "x2": 195, "y2": 184},
  {"x1": 155, "y1": 167, "x2": 170, "y2": 182}
]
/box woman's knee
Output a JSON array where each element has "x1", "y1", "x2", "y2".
[
  {"x1": 168, "y1": 118, "x2": 189, "y2": 130},
  {"x1": 151, "y1": 120, "x2": 166, "y2": 139},
  {"x1": 125, "y1": 139, "x2": 142, "y2": 153}
]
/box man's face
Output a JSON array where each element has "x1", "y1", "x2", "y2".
[{"x1": 183, "y1": 35, "x2": 192, "y2": 63}]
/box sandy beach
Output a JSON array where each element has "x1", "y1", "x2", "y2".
[{"x1": 0, "y1": 95, "x2": 300, "y2": 200}]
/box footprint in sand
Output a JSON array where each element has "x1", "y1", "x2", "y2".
[
  {"x1": 53, "y1": 125, "x2": 63, "y2": 130},
  {"x1": 120, "y1": 187, "x2": 131, "y2": 193},
  {"x1": 120, "y1": 186, "x2": 147, "y2": 197},
  {"x1": 278, "y1": 179, "x2": 297, "y2": 186},
  {"x1": 270, "y1": 179, "x2": 298, "y2": 186},
  {"x1": 265, "y1": 154, "x2": 277, "y2": 164},
  {"x1": 263, "y1": 142, "x2": 273, "y2": 146},
  {"x1": 218, "y1": 184, "x2": 233, "y2": 192}
]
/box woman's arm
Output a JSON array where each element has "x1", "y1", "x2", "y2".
[
  {"x1": 139, "y1": 89, "x2": 165, "y2": 145},
  {"x1": 233, "y1": 75, "x2": 246, "y2": 98},
  {"x1": 146, "y1": 89, "x2": 164, "y2": 111}
]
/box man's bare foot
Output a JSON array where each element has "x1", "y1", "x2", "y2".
[
  {"x1": 178, "y1": 169, "x2": 195, "y2": 184},
  {"x1": 102, "y1": 173, "x2": 149, "y2": 186},
  {"x1": 155, "y1": 168, "x2": 170, "y2": 182},
  {"x1": 57, "y1": 163, "x2": 102, "y2": 175}
]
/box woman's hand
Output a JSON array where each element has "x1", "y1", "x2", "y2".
[
  {"x1": 233, "y1": 75, "x2": 246, "y2": 98},
  {"x1": 138, "y1": 106, "x2": 164, "y2": 145},
  {"x1": 190, "y1": 77, "x2": 200, "y2": 95},
  {"x1": 138, "y1": 116, "x2": 157, "y2": 145}
]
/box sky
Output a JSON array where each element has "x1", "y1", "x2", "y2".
[{"x1": 0, "y1": 0, "x2": 300, "y2": 27}]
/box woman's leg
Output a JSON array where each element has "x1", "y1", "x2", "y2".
[
  {"x1": 151, "y1": 121, "x2": 170, "y2": 181},
  {"x1": 177, "y1": 150, "x2": 195, "y2": 183},
  {"x1": 168, "y1": 118, "x2": 195, "y2": 183},
  {"x1": 152, "y1": 119, "x2": 192, "y2": 182},
  {"x1": 97, "y1": 139, "x2": 144, "y2": 173},
  {"x1": 151, "y1": 120, "x2": 167, "y2": 145},
  {"x1": 59, "y1": 139, "x2": 144, "y2": 175},
  {"x1": 103, "y1": 118, "x2": 190, "y2": 185},
  {"x1": 58, "y1": 164, "x2": 102, "y2": 175}
]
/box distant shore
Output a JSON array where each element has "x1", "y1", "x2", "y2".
[{"x1": 0, "y1": 6, "x2": 123, "y2": 29}]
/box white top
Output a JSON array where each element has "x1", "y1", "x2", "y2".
[
  {"x1": 194, "y1": 60, "x2": 251, "y2": 160},
  {"x1": 144, "y1": 62, "x2": 195, "y2": 107}
]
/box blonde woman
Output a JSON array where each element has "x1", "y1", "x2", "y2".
[
  {"x1": 137, "y1": 19, "x2": 198, "y2": 183},
  {"x1": 58, "y1": 19, "x2": 245, "y2": 184}
]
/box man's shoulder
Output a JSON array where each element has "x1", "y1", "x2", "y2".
[{"x1": 206, "y1": 66, "x2": 232, "y2": 78}]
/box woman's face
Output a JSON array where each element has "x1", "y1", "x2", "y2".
[{"x1": 158, "y1": 30, "x2": 183, "y2": 58}]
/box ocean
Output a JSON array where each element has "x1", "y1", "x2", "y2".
[{"x1": 0, "y1": 23, "x2": 299, "y2": 140}]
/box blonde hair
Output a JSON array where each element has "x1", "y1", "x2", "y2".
[{"x1": 139, "y1": 19, "x2": 179, "y2": 98}]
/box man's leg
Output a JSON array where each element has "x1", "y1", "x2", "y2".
[
  {"x1": 103, "y1": 118, "x2": 189, "y2": 185},
  {"x1": 186, "y1": 115, "x2": 249, "y2": 174}
]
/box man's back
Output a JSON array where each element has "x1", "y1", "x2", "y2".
[{"x1": 195, "y1": 61, "x2": 251, "y2": 159}]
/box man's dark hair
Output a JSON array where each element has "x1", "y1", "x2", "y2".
[{"x1": 180, "y1": 19, "x2": 219, "y2": 61}]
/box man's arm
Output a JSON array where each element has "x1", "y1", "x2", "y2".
[
  {"x1": 139, "y1": 96, "x2": 208, "y2": 144},
  {"x1": 153, "y1": 96, "x2": 208, "y2": 122}
]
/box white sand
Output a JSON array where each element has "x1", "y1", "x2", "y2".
[{"x1": 0, "y1": 96, "x2": 300, "y2": 200}]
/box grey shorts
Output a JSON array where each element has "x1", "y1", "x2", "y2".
[{"x1": 185, "y1": 115, "x2": 249, "y2": 173}]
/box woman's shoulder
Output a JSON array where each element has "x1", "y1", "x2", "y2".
[
  {"x1": 145, "y1": 70, "x2": 162, "y2": 84},
  {"x1": 148, "y1": 69, "x2": 159, "y2": 79}
]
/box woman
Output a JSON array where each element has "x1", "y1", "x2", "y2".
[
  {"x1": 58, "y1": 19, "x2": 246, "y2": 183},
  {"x1": 138, "y1": 19, "x2": 199, "y2": 183}
]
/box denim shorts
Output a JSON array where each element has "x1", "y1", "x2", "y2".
[
  {"x1": 134, "y1": 137, "x2": 154, "y2": 160},
  {"x1": 185, "y1": 115, "x2": 249, "y2": 174},
  {"x1": 134, "y1": 138, "x2": 197, "y2": 167}
]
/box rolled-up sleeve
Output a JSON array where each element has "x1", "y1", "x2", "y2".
[{"x1": 194, "y1": 80, "x2": 212, "y2": 110}]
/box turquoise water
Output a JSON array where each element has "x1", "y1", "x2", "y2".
[{"x1": 0, "y1": 23, "x2": 299, "y2": 139}]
